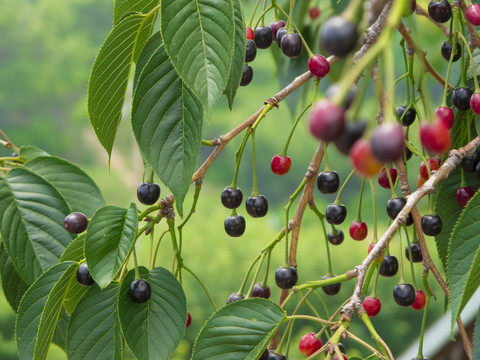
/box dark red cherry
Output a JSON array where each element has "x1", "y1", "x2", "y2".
[
  {"x1": 224, "y1": 214, "x2": 246, "y2": 237},
  {"x1": 452, "y1": 87, "x2": 473, "y2": 111},
  {"x1": 411, "y1": 289, "x2": 426, "y2": 310},
  {"x1": 309, "y1": 100, "x2": 345, "y2": 142},
  {"x1": 137, "y1": 183, "x2": 161, "y2": 205},
  {"x1": 371, "y1": 123, "x2": 405, "y2": 163},
  {"x1": 349, "y1": 220, "x2": 368, "y2": 241},
  {"x1": 227, "y1": 292, "x2": 245, "y2": 304},
  {"x1": 421, "y1": 214, "x2": 443, "y2": 236},
  {"x1": 435, "y1": 106, "x2": 454, "y2": 129},
  {"x1": 310, "y1": 7, "x2": 320, "y2": 20},
  {"x1": 269, "y1": 20, "x2": 286, "y2": 41},
  {"x1": 129, "y1": 279, "x2": 151, "y2": 303},
  {"x1": 386, "y1": 197, "x2": 413, "y2": 225},
  {"x1": 334, "y1": 119, "x2": 366, "y2": 155},
  {"x1": 221, "y1": 186, "x2": 243, "y2": 209},
  {"x1": 363, "y1": 296, "x2": 381, "y2": 317},
  {"x1": 251, "y1": 282, "x2": 271, "y2": 299},
  {"x1": 275, "y1": 28, "x2": 288, "y2": 47},
  {"x1": 275, "y1": 266, "x2": 298, "y2": 289},
  {"x1": 281, "y1": 33, "x2": 303, "y2": 58},
  {"x1": 254, "y1": 26, "x2": 273, "y2": 49},
  {"x1": 461, "y1": 150, "x2": 480, "y2": 173},
  {"x1": 245, "y1": 39, "x2": 257, "y2": 62},
  {"x1": 456, "y1": 186, "x2": 474, "y2": 207},
  {"x1": 379, "y1": 255, "x2": 399, "y2": 277},
  {"x1": 268, "y1": 351, "x2": 287, "y2": 360},
  {"x1": 327, "y1": 228, "x2": 344, "y2": 245},
  {"x1": 321, "y1": 275, "x2": 341, "y2": 295},
  {"x1": 308, "y1": 54, "x2": 330, "y2": 78},
  {"x1": 470, "y1": 93, "x2": 480, "y2": 114},
  {"x1": 271, "y1": 154, "x2": 292, "y2": 175},
  {"x1": 245, "y1": 195, "x2": 268, "y2": 218},
  {"x1": 186, "y1": 311, "x2": 192, "y2": 328},
  {"x1": 320, "y1": 16, "x2": 358, "y2": 57},
  {"x1": 240, "y1": 65, "x2": 253, "y2": 86},
  {"x1": 419, "y1": 158, "x2": 441, "y2": 180},
  {"x1": 259, "y1": 349, "x2": 269, "y2": 360},
  {"x1": 466, "y1": 4, "x2": 480, "y2": 25},
  {"x1": 317, "y1": 171, "x2": 340, "y2": 194},
  {"x1": 397, "y1": 105, "x2": 417, "y2": 126},
  {"x1": 441, "y1": 41, "x2": 461, "y2": 62},
  {"x1": 405, "y1": 243, "x2": 423, "y2": 263},
  {"x1": 64, "y1": 212, "x2": 88, "y2": 234},
  {"x1": 325, "y1": 204, "x2": 347, "y2": 225},
  {"x1": 393, "y1": 283, "x2": 416, "y2": 306},
  {"x1": 76, "y1": 262, "x2": 95, "y2": 286},
  {"x1": 378, "y1": 167, "x2": 398, "y2": 189},
  {"x1": 428, "y1": 0, "x2": 452, "y2": 23}
]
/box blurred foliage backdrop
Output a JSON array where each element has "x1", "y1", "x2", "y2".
[{"x1": 0, "y1": 0, "x2": 459, "y2": 359}]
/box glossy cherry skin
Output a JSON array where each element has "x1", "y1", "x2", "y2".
[
  {"x1": 281, "y1": 33, "x2": 303, "y2": 58},
  {"x1": 227, "y1": 292, "x2": 245, "y2": 304},
  {"x1": 411, "y1": 289, "x2": 427, "y2": 310},
  {"x1": 130, "y1": 279, "x2": 152, "y2": 303},
  {"x1": 378, "y1": 168, "x2": 398, "y2": 189},
  {"x1": 275, "y1": 28, "x2": 288, "y2": 47},
  {"x1": 334, "y1": 120, "x2": 366, "y2": 155},
  {"x1": 245, "y1": 39, "x2": 257, "y2": 62},
  {"x1": 269, "y1": 20, "x2": 286, "y2": 41},
  {"x1": 420, "y1": 158, "x2": 441, "y2": 180},
  {"x1": 240, "y1": 65, "x2": 253, "y2": 86},
  {"x1": 428, "y1": 0, "x2": 452, "y2": 23},
  {"x1": 320, "y1": 16, "x2": 358, "y2": 57},
  {"x1": 76, "y1": 262, "x2": 95, "y2": 286},
  {"x1": 299, "y1": 332, "x2": 322, "y2": 356},
  {"x1": 310, "y1": 7, "x2": 320, "y2": 20},
  {"x1": 379, "y1": 255, "x2": 399, "y2": 277},
  {"x1": 268, "y1": 351, "x2": 287, "y2": 360},
  {"x1": 275, "y1": 266, "x2": 298, "y2": 289},
  {"x1": 309, "y1": 100, "x2": 346, "y2": 142},
  {"x1": 251, "y1": 283, "x2": 271, "y2": 299},
  {"x1": 137, "y1": 183, "x2": 161, "y2": 205},
  {"x1": 461, "y1": 151, "x2": 479, "y2": 172},
  {"x1": 420, "y1": 120, "x2": 451, "y2": 155},
  {"x1": 350, "y1": 139, "x2": 383, "y2": 177},
  {"x1": 332, "y1": 355, "x2": 348, "y2": 360},
  {"x1": 387, "y1": 197, "x2": 413, "y2": 225},
  {"x1": 224, "y1": 215, "x2": 246, "y2": 237},
  {"x1": 64, "y1": 212, "x2": 88, "y2": 234},
  {"x1": 221, "y1": 186, "x2": 243, "y2": 209},
  {"x1": 470, "y1": 93, "x2": 480, "y2": 114},
  {"x1": 317, "y1": 171, "x2": 340, "y2": 194},
  {"x1": 435, "y1": 106, "x2": 454, "y2": 129},
  {"x1": 246, "y1": 27, "x2": 254, "y2": 40},
  {"x1": 405, "y1": 243, "x2": 423, "y2": 263},
  {"x1": 327, "y1": 229, "x2": 344, "y2": 245},
  {"x1": 441, "y1": 41, "x2": 461, "y2": 62},
  {"x1": 325, "y1": 204, "x2": 347, "y2": 225},
  {"x1": 186, "y1": 311, "x2": 192, "y2": 328},
  {"x1": 254, "y1": 26, "x2": 273, "y2": 49},
  {"x1": 421, "y1": 214, "x2": 443, "y2": 236},
  {"x1": 466, "y1": 4, "x2": 480, "y2": 25},
  {"x1": 363, "y1": 296, "x2": 381, "y2": 317},
  {"x1": 371, "y1": 123, "x2": 405, "y2": 163},
  {"x1": 456, "y1": 186, "x2": 474, "y2": 207},
  {"x1": 349, "y1": 220, "x2": 368, "y2": 241},
  {"x1": 245, "y1": 195, "x2": 268, "y2": 218},
  {"x1": 321, "y1": 275, "x2": 341, "y2": 295},
  {"x1": 308, "y1": 54, "x2": 330, "y2": 78},
  {"x1": 452, "y1": 87, "x2": 473, "y2": 111},
  {"x1": 393, "y1": 283, "x2": 416, "y2": 306},
  {"x1": 397, "y1": 105, "x2": 417, "y2": 126},
  {"x1": 271, "y1": 154, "x2": 292, "y2": 175}
]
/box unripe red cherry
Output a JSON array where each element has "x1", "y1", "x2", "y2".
[
  {"x1": 269, "y1": 20, "x2": 286, "y2": 42},
  {"x1": 371, "y1": 123, "x2": 405, "y2": 163},
  {"x1": 310, "y1": 7, "x2": 320, "y2": 20},
  {"x1": 419, "y1": 158, "x2": 441, "y2": 181},
  {"x1": 420, "y1": 120, "x2": 451, "y2": 154},
  {"x1": 378, "y1": 168, "x2": 398, "y2": 189},
  {"x1": 309, "y1": 100, "x2": 345, "y2": 142},
  {"x1": 298, "y1": 332, "x2": 322, "y2": 356},
  {"x1": 271, "y1": 154, "x2": 291, "y2": 175},
  {"x1": 470, "y1": 93, "x2": 480, "y2": 114},
  {"x1": 435, "y1": 106, "x2": 454, "y2": 129},
  {"x1": 246, "y1": 27, "x2": 254, "y2": 40},
  {"x1": 411, "y1": 289, "x2": 426, "y2": 310},
  {"x1": 332, "y1": 354, "x2": 348, "y2": 360},
  {"x1": 368, "y1": 242, "x2": 384, "y2": 262},
  {"x1": 308, "y1": 55, "x2": 330, "y2": 78},
  {"x1": 363, "y1": 296, "x2": 381, "y2": 317},
  {"x1": 350, "y1": 139, "x2": 384, "y2": 176},
  {"x1": 186, "y1": 311, "x2": 192, "y2": 328},
  {"x1": 349, "y1": 220, "x2": 368, "y2": 241},
  {"x1": 466, "y1": 4, "x2": 480, "y2": 26},
  {"x1": 456, "y1": 186, "x2": 474, "y2": 207}
]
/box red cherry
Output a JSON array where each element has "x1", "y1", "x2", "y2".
[
  {"x1": 186, "y1": 311, "x2": 192, "y2": 328},
  {"x1": 271, "y1": 154, "x2": 292, "y2": 175},
  {"x1": 419, "y1": 158, "x2": 441, "y2": 180},
  {"x1": 378, "y1": 168, "x2": 398, "y2": 189},
  {"x1": 456, "y1": 186, "x2": 474, "y2": 207},
  {"x1": 350, "y1": 139, "x2": 384, "y2": 176},
  {"x1": 246, "y1": 27, "x2": 254, "y2": 40},
  {"x1": 420, "y1": 120, "x2": 451, "y2": 154},
  {"x1": 411, "y1": 289, "x2": 426, "y2": 310},
  {"x1": 298, "y1": 332, "x2": 322, "y2": 356},
  {"x1": 363, "y1": 296, "x2": 382, "y2": 317},
  {"x1": 368, "y1": 242, "x2": 384, "y2": 262},
  {"x1": 434, "y1": 106, "x2": 454, "y2": 129},
  {"x1": 466, "y1": 4, "x2": 480, "y2": 26},
  {"x1": 349, "y1": 220, "x2": 368, "y2": 241},
  {"x1": 417, "y1": 175, "x2": 426, "y2": 189},
  {"x1": 309, "y1": 100, "x2": 345, "y2": 142},
  {"x1": 470, "y1": 93, "x2": 480, "y2": 114},
  {"x1": 308, "y1": 55, "x2": 330, "y2": 78},
  {"x1": 332, "y1": 354, "x2": 348, "y2": 360},
  {"x1": 310, "y1": 7, "x2": 321, "y2": 20},
  {"x1": 269, "y1": 20, "x2": 286, "y2": 42}
]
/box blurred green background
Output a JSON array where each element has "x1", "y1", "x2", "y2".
[{"x1": 0, "y1": 0, "x2": 461, "y2": 359}]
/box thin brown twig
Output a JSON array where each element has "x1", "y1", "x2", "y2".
[{"x1": 0, "y1": 129, "x2": 19, "y2": 152}]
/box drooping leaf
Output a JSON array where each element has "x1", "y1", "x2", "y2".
[
  {"x1": 16, "y1": 261, "x2": 77, "y2": 360},
  {"x1": 85, "y1": 203, "x2": 138, "y2": 289},
  {"x1": 131, "y1": 41, "x2": 203, "y2": 216},
  {"x1": 160, "y1": 0, "x2": 235, "y2": 117},
  {"x1": 134, "y1": 31, "x2": 163, "y2": 89},
  {"x1": 191, "y1": 298, "x2": 287, "y2": 360},
  {"x1": 0, "y1": 168, "x2": 73, "y2": 284},
  {"x1": 88, "y1": 13, "x2": 148, "y2": 158},
  {"x1": 118, "y1": 266, "x2": 187, "y2": 360},
  {"x1": 67, "y1": 284, "x2": 123, "y2": 360},
  {"x1": 113, "y1": 0, "x2": 157, "y2": 24},
  {"x1": 474, "y1": 305, "x2": 480, "y2": 360},
  {"x1": 60, "y1": 234, "x2": 85, "y2": 263},
  {"x1": 26, "y1": 156, "x2": 105, "y2": 218},
  {"x1": 224, "y1": 0, "x2": 246, "y2": 109},
  {"x1": 52, "y1": 309, "x2": 69, "y2": 351},
  {"x1": 18, "y1": 145, "x2": 50, "y2": 162},
  {"x1": 448, "y1": 189, "x2": 480, "y2": 328},
  {"x1": 0, "y1": 244, "x2": 29, "y2": 311},
  {"x1": 63, "y1": 270, "x2": 89, "y2": 316}
]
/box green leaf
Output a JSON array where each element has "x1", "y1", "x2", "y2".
[
  {"x1": 18, "y1": 145, "x2": 50, "y2": 162},
  {"x1": 60, "y1": 234, "x2": 85, "y2": 263},
  {"x1": 160, "y1": 0, "x2": 235, "y2": 117},
  {"x1": 113, "y1": 0, "x2": 157, "y2": 24},
  {"x1": 448, "y1": 189, "x2": 480, "y2": 328},
  {"x1": 52, "y1": 309, "x2": 69, "y2": 351},
  {"x1": 118, "y1": 266, "x2": 187, "y2": 360},
  {"x1": 63, "y1": 269, "x2": 89, "y2": 315},
  {"x1": 0, "y1": 244, "x2": 29, "y2": 311},
  {"x1": 85, "y1": 203, "x2": 138, "y2": 289},
  {"x1": 131, "y1": 41, "x2": 203, "y2": 216},
  {"x1": 474, "y1": 305, "x2": 480, "y2": 360},
  {"x1": 224, "y1": 0, "x2": 246, "y2": 109},
  {"x1": 435, "y1": 167, "x2": 477, "y2": 271},
  {"x1": 16, "y1": 261, "x2": 77, "y2": 360},
  {"x1": 191, "y1": 298, "x2": 287, "y2": 360},
  {"x1": 26, "y1": 156, "x2": 105, "y2": 218},
  {"x1": 67, "y1": 284, "x2": 122, "y2": 360},
  {"x1": 0, "y1": 168, "x2": 73, "y2": 284},
  {"x1": 88, "y1": 13, "x2": 148, "y2": 158},
  {"x1": 134, "y1": 31, "x2": 163, "y2": 89}
]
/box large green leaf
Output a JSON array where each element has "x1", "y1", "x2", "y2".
[
  {"x1": 16, "y1": 261, "x2": 77, "y2": 360},
  {"x1": 474, "y1": 305, "x2": 480, "y2": 360},
  {"x1": 85, "y1": 203, "x2": 138, "y2": 289},
  {"x1": 113, "y1": 0, "x2": 157, "y2": 24},
  {"x1": 52, "y1": 309, "x2": 69, "y2": 351},
  {"x1": 448, "y1": 189, "x2": 480, "y2": 328},
  {"x1": 131, "y1": 41, "x2": 203, "y2": 216},
  {"x1": 60, "y1": 234, "x2": 85, "y2": 263},
  {"x1": 224, "y1": 0, "x2": 246, "y2": 109},
  {"x1": 0, "y1": 168, "x2": 73, "y2": 284},
  {"x1": 191, "y1": 298, "x2": 287, "y2": 360},
  {"x1": 134, "y1": 31, "x2": 163, "y2": 89},
  {"x1": 18, "y1": 145, "x2": 50, "y2": 162},
  {"x1": 66, "y1": 284, "x2": 122, "y2": 360},
  {"x1": 26, "y1": 156, "x2": 105, "y2": 218},
  {"x1": 63, "y1": 269, "x2": 89, "y2": 316},
  {"x1": 88, "y1": 13, "x2": 148, "y2": 158},
  {"x1": 117, "y1": 266, "x2": 187, "y2": 360},
  {"x1": 0, "y1": 244, "x2": 29, "y2": 311},
  {"x1": 160, "y1": 0, "x2": 235, "y2": 117}
]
